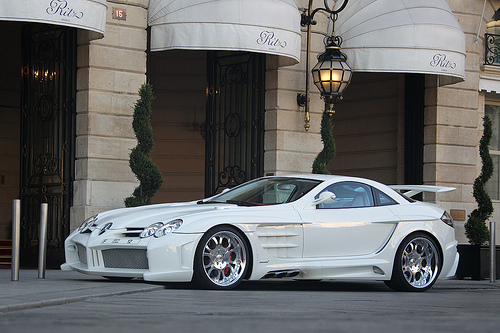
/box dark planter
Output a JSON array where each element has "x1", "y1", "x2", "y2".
[{"x1": 456, "y1": 244, "x2": 500, "y2": 280}]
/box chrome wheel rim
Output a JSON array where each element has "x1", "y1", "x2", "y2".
[
  {"x1": 202, "y1": 231, "x2": 247, "y2": 287},
  {"x1": 401, "y1": 237, "x2": 439, "y2": 289}
]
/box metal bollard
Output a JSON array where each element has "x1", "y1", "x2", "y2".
[
  {"x1": 11, "y1": 200, "x2": 21, "y2": 281},
  {"x1": 38, "y1": 203, "x2": 48, "y2": 279},
  {"x1": 491, "y1": 221, "x2": 496, "y2": 283}
]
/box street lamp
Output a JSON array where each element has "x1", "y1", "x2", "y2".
[{"x1": 298, "y1": 0, "x2": 352, "y2": 130}]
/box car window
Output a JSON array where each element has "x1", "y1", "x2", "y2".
[
  {"x1": 373, "y1": 188, "x2": 397, "y2": 206},
  {"x1": 262, "y1": 182, "x2": 297, "y2": 204},
  {"x1": 206, "y1": 177, "x2": 321, "y2": 205},
  {"x1": 317, "y1": 182, "x2": 374, "y2": 209}
]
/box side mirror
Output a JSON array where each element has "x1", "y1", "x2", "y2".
[{"x1": 311, "y1": 191, "x2": 336, "y2": 206}]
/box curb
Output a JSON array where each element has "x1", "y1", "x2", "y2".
[{"x1": 0, "y1": 285, "x2": 164, "y2": 314}]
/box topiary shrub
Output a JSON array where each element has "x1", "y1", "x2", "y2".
[
  {"x1": 464, "y1": 116, "x2": 493, "y2": 245},
  {"x1": 312, "y1": 110, "x2": 335, "y2": 174},
  {"x1": 125, "y1": 82, "x2": 163, "y2": 207}
]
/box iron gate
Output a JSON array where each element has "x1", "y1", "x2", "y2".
[
  {"x1": 20, "y1": 25, "x2": 76, "y2": 267},
  {"x1": 205, "y1": 52, "x2": 265, "y2": 197}
]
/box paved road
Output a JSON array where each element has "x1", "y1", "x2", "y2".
[{"x1": 1, "y1": 270, "x2": 499, "y2": 332}]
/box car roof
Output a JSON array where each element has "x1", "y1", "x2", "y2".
[{"x1": 265, "y1": 174, "x2": 363, "y2": 182}]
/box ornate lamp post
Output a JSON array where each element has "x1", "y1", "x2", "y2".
[
  {"x1": 311, "y1": 35, "x2": 352, "y2": 115},
  {"x1": 298, "y1": 0, "x2": 352, "y2": 130}
]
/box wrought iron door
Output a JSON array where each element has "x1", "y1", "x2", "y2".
[
  {"x1": 205, "y1": 52, "x2": 265, "y2": 196},
  {"x1": 20, "y1": 25, "x2": 76, "y2": 267}
]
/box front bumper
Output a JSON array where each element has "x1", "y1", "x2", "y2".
[
  {"x1": 143, "y1": 232, "x2": 203, "y2": 282},
  {"x1": 61, "y1": 230, "x2": 203, "y2": 282}
]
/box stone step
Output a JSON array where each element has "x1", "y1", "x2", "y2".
[{"x1": 0, "y1": 240, "x2": 12, "y2": 267}]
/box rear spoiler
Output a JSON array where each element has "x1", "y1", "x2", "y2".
[{"x1": 389, "y1": 185, "x2": 456, "y2": 198}]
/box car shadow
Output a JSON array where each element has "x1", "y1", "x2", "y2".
[
  {"x1": 152, "y1": 279, "x2": 394, "y2": 292},
  {"x1": 240, "y1": 280, "x2": 393, "y2": 292}
]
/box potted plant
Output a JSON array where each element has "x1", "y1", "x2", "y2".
[
  {"x1": 125, "y1": 82, "x2": 163, "y2": 207},
  {"x1": 312, "y1": 110, "x2": 335, "y2": 174},
  {"x1": 456, "y1": 115, "x2": 499, "y2": 279}
]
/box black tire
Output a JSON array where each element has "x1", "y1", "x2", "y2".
[
  {"x1": 385, "y1": 232, "x2": 442, "y2": 292},
  {"x1": 192, "y1": 226, "x2": 250, "y2": 290}
]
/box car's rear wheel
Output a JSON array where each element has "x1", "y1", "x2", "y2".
[
  {"x1": 193, "y1": 226, "x2": 249, "y2": 290},
  {"x1": 385, "y1": 232, "x2": 441, "y2": 292}
]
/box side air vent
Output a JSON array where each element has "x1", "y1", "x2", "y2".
[
  {"x1": 262, "y1": 270, "x2": 301, "y2": 279},
  {"x1": 256, "y1": 225, "x2": 303, "y2": 258},
  {"x1": 373, "y1": 266, "x2": 385, "y2": 275}
]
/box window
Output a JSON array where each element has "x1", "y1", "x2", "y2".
[
  {"x1": 317, "y1": 182, "x2": 374, "y2": 209},
  {"x1": 373, "y1": 188, "x2": 397, "y2": 206},
  {"x1": 485, "y1": 103, "x2": 500, "y2": 200},
  {"x1": 485, "y1": 9, "x2": 500, "y2": 66},
  {"x1": 206, "y1": 177, "x2": 320, "y2": 205}
]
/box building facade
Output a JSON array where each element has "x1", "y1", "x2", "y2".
[{"x1": 0, "y1": 0, "x2": 499, "y2": 266}]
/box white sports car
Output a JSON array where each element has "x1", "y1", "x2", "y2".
[{"x1": 61, "y1": 174, "x2": 459, "y2": 292}]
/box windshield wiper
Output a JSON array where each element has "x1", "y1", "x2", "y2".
[
  {"x1": 197, "y1": 200, "x2": 256, "y2": 206},
  {"x1": 225, "y1": 200, "x2": 257, "y2": 206},
  {"x1": 197, "y1": 200, "x2": 225, "y2": 204}
]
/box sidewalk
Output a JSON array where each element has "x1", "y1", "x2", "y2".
[
  {"x1": 0, "y1": 268, "x2": 498, "y2": 314},
  {"x1": 0, "y1": 269, "x2": 164, "y2": 313}
]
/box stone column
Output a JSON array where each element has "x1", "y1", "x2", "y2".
[
  {"x1": 264, "y1": 0, "x2": 326, "y2": 175},
  {"x1": 70, "y1": 0, "x2": 149, "y2": 229}
]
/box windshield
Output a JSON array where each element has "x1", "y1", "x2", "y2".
[{"x1": 201, "y1": 177, "x2": 321, "y2": 206}]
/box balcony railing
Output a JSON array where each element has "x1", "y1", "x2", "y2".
[{"x1": 485, "y1": 33, "x2": 500, "y2": 66}]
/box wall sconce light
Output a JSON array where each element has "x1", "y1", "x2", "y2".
[
  {"x1": 298, "y1": 0, "x2": 352, "y2": 131},
  {"x1": 311, "y1": 35, "x2": 352, "y2": 115},
  {"x1": 34, "y1": 67, "x2": 57, "y2": 82}
]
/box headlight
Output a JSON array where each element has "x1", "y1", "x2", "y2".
[
  {"x1": 78, "y1": 215, "x2": 98, "y2": 233},
  {"x1": 154, "y1": 220, "x2": 183, "y2": 238},
  {"x1": 440, "y1": 211, "x2": 454, "y2": 228},
  {"x1": 140, "y1": 222, "x2": 164, "y2": 238}
]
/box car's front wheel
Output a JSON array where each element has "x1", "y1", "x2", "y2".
[
  {"x1": 385, "y1": 232, "x2": 441, "y2": 292},
  {"x1": 192, "y1": 226, "x2": 249, "y2": 290}
]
